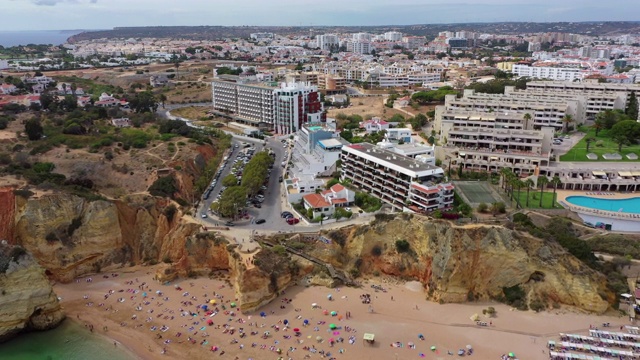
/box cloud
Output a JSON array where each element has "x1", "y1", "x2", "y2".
[{"x1": 32, "y1": 0, "x2": 97, "y2": 5}]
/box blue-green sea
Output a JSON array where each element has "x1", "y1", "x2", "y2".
[{"x1": 0, "y1": 319, "x2": 136, "y2": 360}]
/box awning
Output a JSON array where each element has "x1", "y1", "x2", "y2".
[
  {"x1": 490, "y1": 156, "x2": 498, "y2": 160},
  {"x1": 592, "y1": 170, "x2": 606, "y2": 176},
  {"x1": 632, "y1": 171, "x2": 640, "y2": 177},
  {"x1": 458, "y1": 152, "x2": 466, "y2": 157},
  {"x1": 363, "y1": 333, "x2": 375, "y2": 341},
  {"x1": 619, "y1": 171, "x2": 633, "y2": 177}
]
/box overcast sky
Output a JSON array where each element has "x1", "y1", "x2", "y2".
[{"x1": 2, "y1": 0, "x2": 639, "y2": 31}]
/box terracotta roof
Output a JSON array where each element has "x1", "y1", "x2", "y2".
[
  {"x1": 332, "y1": 198, "x2": 347, "y2": 204},
  {"x1": 303, "y1": 193, "x2": 330, "y2": 208},
  {"x1": 330, "y1": 184, "x2": 345, "y2": 192}
]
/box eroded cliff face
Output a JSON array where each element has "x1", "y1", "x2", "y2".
[
  {"x1": 313, "y1": 216, "x2": 612, "y2": 313},
  {"x1": 10, "y1": 192, "x2": 201, "y2": 283},
  {"x1": 0, "y1": 245, "x2": 65, "y2": 342}
]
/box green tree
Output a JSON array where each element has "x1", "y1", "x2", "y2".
[
  {"x1": 222, "y1": 174, "x2": 238, "y2": 187},
  {"x1": 626, "y1": 92, "x2": 639, "y2": 120},
  {"x1": 158, "y1": 93, "x2": 167, "y2": 109},
  {"x1": 550, "y1": 176, "x2": 562, "y2": 208},
  {"x1": 524, "y1": 178, "x2": 534, "y2": 207},
  {"x1": 585, "y1": 136, "x2": 595, "y2": 152},
  {"x1": 610, "y1": 120, "x2": 640, "y2": 152},
  {"x1": 593, "y1": 118, "x2": 604, "y2": 136},
  {"x1": 217, "y1": 186, "x2": 247, "y2": 218},
  {"x1": 561, "y1": 114, "x2": 574, "y2": 133},
  {"x1": 129, "y1": 91, "x2": 158, "y2": 113},
  {"x1": 24, "y1": 118, "x2": 43, "y2": 140},
  {"x1": 537, "y1": 176, "x2": 549, "y2": 208},
  {"x1": 148, "y1": 176, "x2": 178, "y2": 198},
  {"x1": 241, "y1": 151, "x2": 273, "y2": 196}
]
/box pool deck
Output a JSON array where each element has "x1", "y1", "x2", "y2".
[{"x1": 556, "y1": 190, "x2": 640, "y2": 222}]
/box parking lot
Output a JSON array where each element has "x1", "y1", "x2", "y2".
[{"x1": 198, "y1": 136, "x2": 293, "y2": 231}]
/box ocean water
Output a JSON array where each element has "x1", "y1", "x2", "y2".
[
  {"x1": 0, "y1": 30, "x2": 84, "y2": 47},
  {"x1": 0, "y1": 319, "x2": 136, "y2": 360}
]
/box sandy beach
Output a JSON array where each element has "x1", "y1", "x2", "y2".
[{"x1": 54, "y1": 266, "x2": 626, "y2": 360}]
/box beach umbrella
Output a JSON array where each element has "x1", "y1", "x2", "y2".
[
  {"x1": 142, "y1": 292, "x2": 147, "y2": 297},
  {"x1": 260, "y1": 311, "x2": 266, "y2": 317},
  {"x1": 316, "y1": 336, "x2": 323, "y2": 342},
  {"x1": 408, "y1": 342, "x2": 414, "y2": 347},
  {"x1": 419, "y1": 353, "x2": 425, "y2": 358},
  {"x1": 418, "y1": 333, "x2": 424, "y2": 339},
  {"x1": 230, "y1": 302, "x2": 236, "y2": 308},
  {"x1": 323, "y1": 310, "x2": 329, "y2": 315},
  {"x1": 283, "y1": 319, "x2": 289, "y2": 325},
  {"x1": 466, "y1": 345, "x2": 472, "y2": 350},
  {"x1": 508, "y1": 352, "x2": 515, "y2": 357},
  {"x1": 329, "y1": 338, "x2": 334, "y2": 342},
  {"x1": 331, "y1": 311, "x2": 337, "y2": 316},
  {"x1": 329, "y1": 323, "x2": 337, "y2": 329},
  {"x1": 207, "y1": 320, "x2": 213, "y2": 325},
  {"x1": 327, "y1": 294, "x2": 332, "y2": 299},
  {"x1": 311, "y1": 303, "x2": 318, "y2": 308},
  {"x1": 470, "y1": 313, "x2": 479, "y2": 321},
  {"x1": 293, "y1": 328, "x2": 300, "y2": 332},
  {"x1": 303, "y1": 319, "x2": 309, "y2": 325},
  {"x1": 430, "y1": 346, "x2": 436, "y2": 351},
  {"x1": 156, "y1": 290, "x2": 161, "y2": 294},
  {"x1": 209, "y1": 299, "x2": 216, "y2": 304}
]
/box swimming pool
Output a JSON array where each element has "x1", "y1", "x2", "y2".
[{"x1": 565, "y1": 196, "x2": 640, "y2": 214}]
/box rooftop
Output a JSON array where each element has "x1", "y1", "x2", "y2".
[{"x1": 343, "y1": 142, "x2": 442, "y2": 177}]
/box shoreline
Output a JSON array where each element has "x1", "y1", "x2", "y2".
[{"x1": 54, "y1": 266, "x2": 626, "y2": 360}]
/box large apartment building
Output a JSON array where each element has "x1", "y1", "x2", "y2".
[
  {"x1": 211, "y1": 78, "x2": 324, "y2": 134},
  {"x1": 340, "y1": 143, "x2": 453, "y2": 213},
  {"x1": 512, "y1": 64, "x2": 583, "y2": 81},
  {"x1": 525, "y1": 81, "x2": 640, "y2": 119},
  {"x1": 435, "y1": 90, "x2": 581, "y2": 132},
  {"x1": 316, "y1": 34, "x2": 339, "y2": 52}
]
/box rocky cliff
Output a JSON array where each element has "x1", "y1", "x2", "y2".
[
  {"x1": 310, "y1": 215, "x2": 611, "y2": 313},
  {"x1": 0, "y1": 243, "x2": 65, "y2": 342},
  {"x1": 6, "y1": 190, "x2": 202, "y2": 283}
]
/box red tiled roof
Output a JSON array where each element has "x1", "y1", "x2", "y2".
[
  {"x1": 303, "y1": 193, "x2": 330, "y2": 208},
  {"x1": 332, "y1": 198, "x2": 347, "y2": 204},
  {"x1": 330, "y1": 184, "x2": 345, "y2": 192}
]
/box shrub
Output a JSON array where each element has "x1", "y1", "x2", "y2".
[
  {"x1": 477, "y1": 203, "x2": 488, "y2": 213},
  {"x1": 395, "y1": 240, "x2": 410, "y2": 253},
  {"x1": 502, "y1": 285, "x2": 528, "y2": 310},
  {"x1": 162, "y1": 256, "x2": 172, "y2": 264},
  {"x1": 148, "y1": 176, "x2": 178, "y2": 198},
  {"x1": 163, "y1": 204, "x2": 178, "y2": 222}
]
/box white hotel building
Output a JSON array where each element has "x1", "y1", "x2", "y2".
[
  {"x1": 212, "y1": 78, "x2": 324, "y2": 134},
  {"x1": 340, "y1": 143, "x2": 453, "y2": 213}
]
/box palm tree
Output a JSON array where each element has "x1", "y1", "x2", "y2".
[
  {"x1": 524, "y1": 178, "x2": 534, "y2": 207},
  {"x1": 500, "y1": 168, "x2": 512, "y2": 192},
  {"x1": 585, "y1": 136, "x2": 595, "y2": 152},
  {"x1": 550, "y1": 176, "x2": 562, "y2": 209},
  {"x1": 514, "y1": 179, "x2": 525, "y2": 209},
  {"x1": 523, "y1": 113, "x2": 532, "y2": 128},
  {"x1": 537, "y1": 176, "x2": 549, "y2": 208},
  {"x1": 562, "y1": 114, "x2": 574, "y2": 134},
  {"x1": 509, "y1": 176, "x2": 519, "y2": 205},
  {"x1": 159, "y1": 93, "x2": 167, "y2": 109},
  {"x1": 593, "y1": 118, "x2": 604, "y2": 137}
]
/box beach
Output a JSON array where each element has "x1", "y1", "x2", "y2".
[{"x1": 54, "y1": 266, "x2": 625, "y2": 360}]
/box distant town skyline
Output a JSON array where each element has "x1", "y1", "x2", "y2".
[{"x1": 3, "y1": 0, "x2": 640, "y2": 31}]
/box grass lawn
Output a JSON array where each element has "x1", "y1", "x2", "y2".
[
  {"x1": 512, "y1": 190, "x2": 561, "y2": 209},
  {"x1": 559, "y1": 128, "x2": 640, "y2": 162}
]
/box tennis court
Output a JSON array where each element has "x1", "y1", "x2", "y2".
[{"x1": 454, "y1": 181, "x2": 502, "y2": 205}]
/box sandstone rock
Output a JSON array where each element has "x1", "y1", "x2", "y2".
[
  {"x1": 313, "y1": 216, "x2": 612, "y2": 314},
  {"x1": 0, "y1": 244, "x2": 65, "y2": 343}
]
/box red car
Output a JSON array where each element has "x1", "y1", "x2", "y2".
[{"x1": 287, "y1": 217, "x2": 300, "y2": 225}]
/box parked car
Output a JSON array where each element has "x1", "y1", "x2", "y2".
[
  {"x1": 255, "y1": 219, "x2": 266, "y2": 224},
  {"x1": 254, "y1": 203, "x2": 262, "y2": 208},
  {"x1": 287, "y1": 218, "x2": 300, "y2": 225},
  {"x1": 281, "y1": 211, "x2": 293, "y2": 218},
  {"x1": 224, "y1": 221, "x2": 235, "y2": 227},
  {"x1": 201, "y1": 214, "x2": 208, "y2": 218}
]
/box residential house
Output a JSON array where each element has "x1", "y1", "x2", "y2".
[
  {"x1": 111, "y1": 117, "x2": 132, "y2": 128},
  {"x1": 94, "y1": 93, "x2": 119, "y2": 107},
  {"x1": 302, "y1": 183, "x2": 354, "y2": 219},
  {"x1": 360, "y1": 117, "x2": 389, "y2": 133},
  {"x1": 0, "y1": 84, "x2": 17, "y2": 95},
  {"x1": 150, "y1": 75, "x2": 169, "y2": 87}
]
